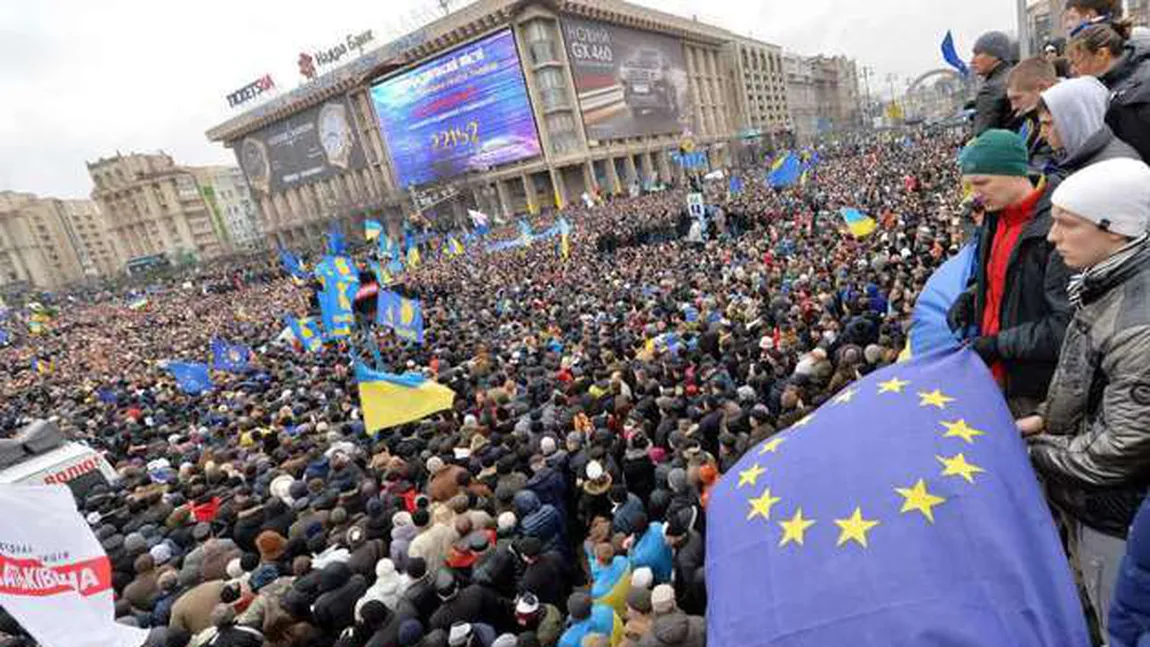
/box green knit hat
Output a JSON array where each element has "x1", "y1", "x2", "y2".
[{"x1": 958, "y1": 129, "x2": 1029, "y2": 177}]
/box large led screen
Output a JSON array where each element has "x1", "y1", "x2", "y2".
[
  {"x1": 562, "y1": 18, "x2": 690, "y2": 141},
  {"x1": 371, "y1": 29, "x2": 541, "y2": 189},
  {"x1": 233, "y1": 98, "x2": 367, "y2": 196}
]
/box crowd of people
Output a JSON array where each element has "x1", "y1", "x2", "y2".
[{"x1": 1, "y1": 1, "x2": 1150, "y2": 645}]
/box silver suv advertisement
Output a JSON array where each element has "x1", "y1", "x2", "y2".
[{"x1": 561, "y1": 17, "x2": 689, "y2": 141}]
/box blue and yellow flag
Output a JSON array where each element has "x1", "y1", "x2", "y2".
[
  {"x1": 364, "y1": 219, "x2": 383, "y2": 241},
  {"x1": 285, "y1": 316, "x2": 323, "y2": 352},
  {"x1": 903, "y1": 243, "x2": 978, "y2": 359},
  {"x1": 406, "y1": 245, "x2": 421, "y2": 269},
  {"x1": 355, "y1": 361, "x2": 455, "y2": 432},
  {"x1": 313, "y1": 255, "x2": 359, "y2": 339},
  {"x1": 840, "y1": 207, "x2": 877, "y2": 238},
  {"x1": 31, "y1": 357, "x2": 54, "y2": 375},
  {"x1": 211, "y1": 337, "x2": 251, "y2": 373},
  {"x1": 164, "y1": 361, "x2": 213, "y2": 395},
  {"x1": 445, "y1": 236, "x2": 465, "y2": 258},
  {"x1": 278, "y1": 246, "x2": 307, "y2": 281},
  {"x1": 378, "y1": 290, "x2": 425, "y2": 344},
  {"x1": 768, "y1": 153, "x2": 803, "y2": 188},
  {"x1": 706, "y1": 350, "x2": 1089, "y2": 647},
  {"x1": 326, "y1": 222, "x2": 346, "y2": 256}
]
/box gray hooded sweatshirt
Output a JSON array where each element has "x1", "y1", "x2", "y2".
[{"x1": 1042, "y1": 77, "x2": 1139, "y2": 175}]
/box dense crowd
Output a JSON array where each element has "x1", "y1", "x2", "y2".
[{"x1": 3, "y1": 0, "x2": 1150, "y2": 644}]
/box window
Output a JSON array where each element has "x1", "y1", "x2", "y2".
[{"x1": 536, "y1": 68, "x2": 568, "y2": 110}]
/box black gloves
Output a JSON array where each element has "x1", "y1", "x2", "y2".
[
  {"x1": 947, "y1": 290, "x2": 976, "y2": 333},
  {"x1": 970, "y1": 335, "x2": 1000, "y2": 363}
]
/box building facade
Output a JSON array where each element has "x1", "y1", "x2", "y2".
[
  {"x1": 88, "y1": 153, "x2": 228, "y2": 265},
  {"x1": 784, "y1": 53, "x2": 861, "y2": 141},
  {"x1": 727, "y1": 37, "x2": 791, "y2": 136},
  {"x1": 192, "y1": 166, "x2": 264, "y2": 251},
  {"x1": 207, "y1": 0, "x2": 798, "y2": 247},
  {"x1": 0, "y1": 191, "x2": 111, "y2": 289}
]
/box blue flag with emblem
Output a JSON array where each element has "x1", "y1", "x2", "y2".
[
  {"x1": 313, "y1": 256, "x2": 359, "y2": 339},
  {"x1": 285, "y1": 316, "x2": 323, "y2": 352},
  {"x1": 377, "y1": 289, "x2": 425, "y2": 344},
  {"x1": 326, "y1": 221, "x2": 346, "y2": 256},
  {"x1": 706, "y1": 349, "x2": 1089, "y2": 647},
  {"x1": 211, "y1": 337, "x2": 251, "y2": 373},
  {"x1": 164, "y1": 361, "x2": 213, "y2": 395},
  {"x1": 278, "y1": 246, "x2": 307, "y2": 280}
]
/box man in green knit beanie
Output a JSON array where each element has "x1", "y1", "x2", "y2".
[{"x1": 948, "y1": 128, "x2": 1071, "y2": 416}]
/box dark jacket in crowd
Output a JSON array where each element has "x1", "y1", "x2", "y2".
[
  {"x1": 671, "y1": 530, "x2": 706, "y2": 617},
  {"x1": 1109, "y1": 495, "x2": 1150, "y2": 646},
  {"x1": 1101, "y1": 38, "x2": 1150, "y2": 164},
  {"x1": 428, "y1": 583, "x2": 510, "y2": 633},
  {"x1": 972, "y1": 182, "x2": 1072, "y2": 399},
  {"x1": 974, "y1": 61, "x2": 1014, "y2": 135},
  {"x1": 520, "y1": 550, "x2": 569, "y2": 608},
  {"x1": 312, "y1": 564, "x2": 369, "y2": 633}
]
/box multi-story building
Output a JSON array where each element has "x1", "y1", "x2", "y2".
[
  {"x1": 207, "y1": 0, "x2": 794, "y2": 247},
  {"x1": 88, "y1": 153, "x2": 228, "y2": 265},
  {"x1": 784, "y1": 53, "x2": 861, "y2": 141},
  {"x1": 0, "y1": 191, "x2": 112, "y2": 289},
  {"x1": 727, "y1": 37, "x2": 791, "y2": 137},
  {"x1": 1027, "y1": 0, "x2": 1063, "y2": 54},
  {"x1": 192, "y1": 166, "x2": 264, "y2": 251}
]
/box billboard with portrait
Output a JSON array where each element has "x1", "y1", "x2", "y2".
[
  {"x1": 370, "y1": 29, "x2": 541, "y2": 189},
  {"x1": 561, "y1": 17, "x2": 690, "y2": 141},
  {"x1": 232, "y1": 98, "x2": 366, "y2": 196}
]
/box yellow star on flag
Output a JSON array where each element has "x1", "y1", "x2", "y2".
[
  {"x1": 918, "y1": 389, "x2": 955, "y2": 409},
  {"x1": 877, "y1": 377, "x2": 910, "y2": 394},
  {"x1": 940, "y1": 419, "x2": 985, "y2": 444},
  {"x1": 778, "y1": 508, "x2": 816, "y2": 547},
  {"x1": 895, "y1": 478, "x2": 947, "y2": 523},
  {"x1": 738, "y1": 463, "x2": 766, "y2": 489},
  {"x1": 758, "y1": 437, "x2": 785, "y2": 455},
  {"x1": 834, "y1": 507, "x2": 880, "y2": 548},
  {"x1": 833, "y1": 388, "x2": 857, "y2": 405},
  {"x1": 747, "y1": 488, "x2": 781, "y2": 521},
  {"x1": 936, "y1": 453, "x2": 985, "y2": 484}
]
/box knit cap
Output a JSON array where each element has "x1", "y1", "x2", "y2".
[
  {"x1": 1052, "y1": 158, "x2": 1150, "y2": 238},
  {"x1": 959, "y1": 130, "x2": 1029, "y2": 177}
]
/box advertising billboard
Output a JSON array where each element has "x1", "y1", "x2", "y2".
[
  {"x1": 370, "y1": 29, "x2": 541, "y2": 189},
  {"x1": 562, "y1": 18, "x2": 690, "y2": 141},
  {"x1": 233, "y1": 98, "x2": 366, "y2": 196}
]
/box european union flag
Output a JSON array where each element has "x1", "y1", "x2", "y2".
[
  {"x1": 706, "y1": 350, "x2": 1089, "y2": 647},
  {"x1": 904, "y1": 242, "x2": 979, "y2": 358},
  {"x1": 377, "y1": 289, "x2": 425, "y2": 344},
  {"x1": 164, "y1": 361, "x2": 213, "y2": 395},
  {"x1": 941, "y1": 30, "x2": 971, "y2": 78},
  {"x1": 728, "y1": 175, "x2": 744, "y2": 196},
  {"x1": 211, "y1": 337, "x2": 251, "y2": 373}
]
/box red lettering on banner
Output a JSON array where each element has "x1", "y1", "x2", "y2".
[{"x1": 0, "y1": 554, "x2": 111, "y2": 597}]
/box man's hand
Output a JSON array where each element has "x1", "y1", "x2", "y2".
[
  {"x1": 970, "y1": 335, "x2": 1000, "y2": 363},
  {"x1": 1016, "y1": 415, "x2": 1045, "y2": 437},
  {"x1": 947, "y1": 290, "x2": 975, "y2": 333}
]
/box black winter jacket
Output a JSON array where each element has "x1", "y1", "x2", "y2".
[
  {"x1": 1101, "y1": 39, "x2": 1150, "y2": 165},
  {"x1": 973, "y1": 61, "x2": 1014, "y2": 135},
  {"x1": 973, "y1": 180, "x2": 1072, "y2": 399}
]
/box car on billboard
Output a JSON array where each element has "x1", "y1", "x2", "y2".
[{"x1": 619, "y1": 48, "x2": 681, "y2": 118}]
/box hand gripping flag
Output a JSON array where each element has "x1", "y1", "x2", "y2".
[
  {"x1": 706, "y1": 349, "x2": 1089, "y2": 647},
  {"x1": 904, "y1": 242, "x2": 979, "y2": 358},
  {"x1": 211, "y1": 338, "x2": 251, "y2": 373},
  {"x1": 163, "y1": 361, "x2": 213, "y2": 395},
  {"x1": 355, "y1": 361, "x2": 455, "y2": 432}
]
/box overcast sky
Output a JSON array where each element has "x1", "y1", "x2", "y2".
[{"x1": 0, "y1": 0, "x2": 1016, "y2": 199}]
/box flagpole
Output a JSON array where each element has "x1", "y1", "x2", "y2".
[{"x1": 1017, "y1": 0, "x2": 1031, "y2": 59}]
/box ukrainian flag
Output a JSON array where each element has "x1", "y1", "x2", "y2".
[
  {"x1": 444, "y1": 236, "x2": 464, "y2": 258},
  {"x1": 355, "y1": 361, "x2": 455, "y2": 432},
  {"x1": 31, "y1": 357, "x2": 54, "y2": 375},
  {"x1": 841, "y1": 207, "x2": 877, "y2": 238},
  {"x1": 406, "y1": 245, "x2": 421, "y2": 269},
  {"x1": 364, "y1": 219, "x2": 383, "y2": 241},
  {"x1": 285, "y1": 316, "x2": 323, "y2": 352}
]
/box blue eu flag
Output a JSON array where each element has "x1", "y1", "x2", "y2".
[
  {"x1": 164, "y1": 361, "x2": 213, "y2": 395},
  {"x1": 211, "y1": 337, "x2": 251, "y2": 373},
  {"x1": 706, "y1": 350, "x2": 1089, "y2": 647}
]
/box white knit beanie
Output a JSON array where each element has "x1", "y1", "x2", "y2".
[{"x1": 1052, "y1": 158, "x2": 1150, "y2": 238}]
